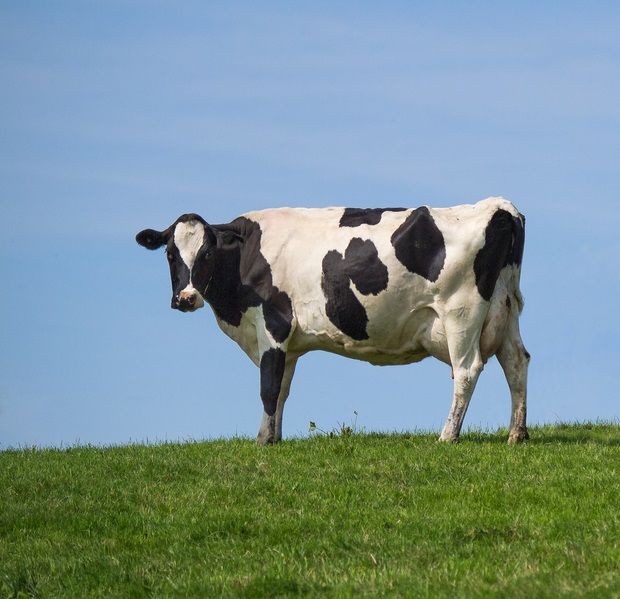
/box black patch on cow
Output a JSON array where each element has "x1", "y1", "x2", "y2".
[
  {"x1": 339, "y1": 207, "x2": 407, "y2": 227},
  {"x1": 193, "y1": 239, "x2": 260, "y2": 324},
  {"x1": 260, "y1": 348, "x2": 286, "y2": 416},
  {"x1": 263, "y1": 290, "x2": 294, "y2": 343},
  {"x1": 344, "y1": 238, "x2": 389, "y2": 295},
  {"x1": 390, "y1": 206, "x2": 446, "y2": 282},
  {"x1": 191, "y1": 217, "x2": 294, "y2": 342},
  {"x1": 321, "y1": 238, "x2": 389, "y2": 340},
  {"x1": 474, "y1": 209, "x2": 525, "y2": 301},
  {"x1": 166, "y1": 242, "x2": 190, "y2": 307},
  {"x1": 322, "y1": 250, "x2": 369, "y2": 341}
]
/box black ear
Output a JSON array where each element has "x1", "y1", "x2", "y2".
[
  {"x1": 204, "y1": 225, "x2": 218, "y2": 247},
  {"x1": 216, "y1": 230, "x2": 244, "y2": 250},
  {"x1": 136, "y1": 228, "x2": 167, "y2": 250}
]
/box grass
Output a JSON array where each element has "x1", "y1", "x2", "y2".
[{"x1": 1, "y1": 423, "x2": 619, "y2": 598}]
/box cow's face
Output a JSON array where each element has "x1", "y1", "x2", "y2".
[{"x1": 136, "y1": 214, "x2": 214, "y2": 312}]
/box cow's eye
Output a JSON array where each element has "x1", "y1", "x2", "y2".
[{"x1": 167, "y1": 252, "x2": 174, "y2": 262}]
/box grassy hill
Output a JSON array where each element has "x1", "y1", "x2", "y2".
[{"x1": 1, "y1": 424, "x2": 619, "y2": 598}]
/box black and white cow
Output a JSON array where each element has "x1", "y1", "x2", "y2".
[{"x1": 136, "y1": 197, "x2": 529, "y2": 444}]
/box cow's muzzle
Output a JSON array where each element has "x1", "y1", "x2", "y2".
[{"x1": 172, "y1": 289, "x2": 204, "y2": 312}]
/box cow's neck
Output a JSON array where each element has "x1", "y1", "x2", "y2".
[{"x1": 203, "y1": 227, "x2": 264, "y2": 327}]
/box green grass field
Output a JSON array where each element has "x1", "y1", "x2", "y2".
[{"x1": 1, "y1": 423, "x2": 619, "y2": 598}]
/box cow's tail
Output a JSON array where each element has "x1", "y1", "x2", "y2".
[{"x1": 507, "y1": 206, "x2": 526, "y2": 314}]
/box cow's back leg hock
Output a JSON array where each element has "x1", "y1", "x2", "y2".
[
  {"x1": 439, "y1": 310, "x2": 486, "y2": 443},
  {"x1": 497, "y1": 316, "x2": 530, "y2": 444},
  {"x1": 257, "y1": 350, "x2": 297, "y2": 445}
]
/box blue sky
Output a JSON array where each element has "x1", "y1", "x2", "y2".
[{"x1": 1, "y1": 2, "x2": 619, "y2": 447}]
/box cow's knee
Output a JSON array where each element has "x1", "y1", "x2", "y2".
[
  {"x1": 439, "y1": 355, "x2": 484, "y2": 443},
  {"x1": 453, "y1": 358, "x2": 484, "y2": 394}
]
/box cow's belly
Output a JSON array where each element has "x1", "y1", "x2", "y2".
[
  {"x1": 290, "y1": 281, "x2": 512, "y2": 366},
  {"x1": 290, "y1": 306, "x2": 451, "y2": 366}
]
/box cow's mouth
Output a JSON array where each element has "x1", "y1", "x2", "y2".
[{"x1": 172, "y1": 294, "x2": 204, "y2": 312}]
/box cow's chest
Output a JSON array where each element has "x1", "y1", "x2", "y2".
[{"x1": 214, "y1": 306, "x2": 264, "y2": 366}]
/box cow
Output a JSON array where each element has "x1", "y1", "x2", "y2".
[{"x1": 136, "y1": 196, "x2": 529, "y2": 444}]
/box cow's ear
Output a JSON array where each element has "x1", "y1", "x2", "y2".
[
  {"x1": 203, "y1": 225, "x2": 217, "y2": 247},
  {"x1": 216, "y1": 229, "x2": 244, "y2": 250},
  {"x1": 136, "y1": 228, "x2": 168, "y2": 250}
]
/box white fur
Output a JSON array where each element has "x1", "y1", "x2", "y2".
[
  {"x1": 173, "y1": 221, "x2": 206, "y2": 307},
  {"x1": 174, "y1": 221, "x2": 205, "y2": 268}
]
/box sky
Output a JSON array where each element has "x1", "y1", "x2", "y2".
[{"x1": 1, "y1": 2, "x2": 619, "y2": 448}]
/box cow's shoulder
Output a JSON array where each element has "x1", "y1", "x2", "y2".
[{"x1": 212, "y1": 215, "x2": 294, "y2": 343}]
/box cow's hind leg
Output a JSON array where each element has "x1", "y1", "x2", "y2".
[
  {"x1": 257, "y1": 350, "x2": 297, "y2": 445},
  {"x1": 497, "y1": 316, "x2": 530, "y2": 444},
  {"x1": 439, "y1": 309, "x2": 486, "y2": 443}
]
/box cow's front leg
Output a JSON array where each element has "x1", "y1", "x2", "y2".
[
  {"x1": 257, "y1": 349, "x2": 297, "y2": 445},
  {"x1": 440, "y1": 354, "x2": 484, "y2": 442}
]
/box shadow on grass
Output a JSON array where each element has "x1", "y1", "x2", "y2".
[
  {"x1": 459, "y1": 423, "x2": 620, "y2": 446},
  {"x1": 316, "y1": 423, "x2": 620, "y2": 446},
  {"x1": 523, "y1": 433, "x2": 620, "y2": 446},
  {"x1": 235, "y1": 576, "x2": 325, "y2": 598}
]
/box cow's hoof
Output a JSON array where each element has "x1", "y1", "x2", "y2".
[
  {"x1": 256, "y1": 434, "x2": 275, "y2": 446},
  {"x1": 508, "y1": 428, "x2": 529, "y2": 444}
]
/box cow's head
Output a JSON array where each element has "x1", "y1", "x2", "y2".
[{"x1": 136, "y1": 214, "x2": 216, "y2": 312}]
